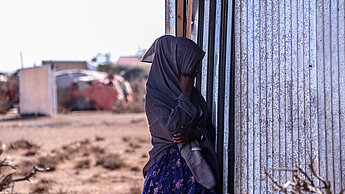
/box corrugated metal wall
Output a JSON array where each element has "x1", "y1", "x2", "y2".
[
  {"x1": 166, "y1": 0, "x2": 345, "y2": 193},
  {"x1": 234, "y1": 0, "x2": 345, "y2": 193}
]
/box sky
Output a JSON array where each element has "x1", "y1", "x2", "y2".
[{"x1": 0, "y1": 0, "x2": 165, "y2": 73}]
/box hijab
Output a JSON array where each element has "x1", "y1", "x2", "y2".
[{"x1": 145, "y1": 35, "x2": 204, "y2": 101}]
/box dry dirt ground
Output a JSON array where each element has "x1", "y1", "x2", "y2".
[{"x1": 0, "y1": 110, "x2": 152, "y2": 194}]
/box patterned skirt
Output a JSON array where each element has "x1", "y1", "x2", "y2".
[{"x1": 142, "y1": 146, "x2": 217, "y2": 194}]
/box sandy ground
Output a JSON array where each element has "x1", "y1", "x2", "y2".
[{"x1": 0, "y1": 110, "x2": 152, "y2": 194}]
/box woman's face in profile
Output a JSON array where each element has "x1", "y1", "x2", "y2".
[{"x1": 188, "y1": 61, "x2": 201, "y2": 78}]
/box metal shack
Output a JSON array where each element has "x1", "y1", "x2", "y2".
[
  {"x1": 165, "y1": 0, "x2": 345, "y2": 193},
  {"x1": 19, "y1": 65, "x2": 57, "y2": 116},
  {"x1": 42, "y1": 60, "x2": 88, "y2": 71}
]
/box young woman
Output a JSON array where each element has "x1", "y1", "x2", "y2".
[{"x1": 142, "y1": 35, "x2": 219, "y2": 193}]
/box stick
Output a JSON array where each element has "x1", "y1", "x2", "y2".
[{"x1": 12, "y1": 166, "x2": 50, "y2": 182}]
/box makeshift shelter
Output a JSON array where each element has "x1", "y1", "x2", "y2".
[
  {"x1": 19, "y1": 65, "x2": 57, "y2": 116},
  {"x1": 42, "y1": 60, "x2": 88, "y2": 71},
  {"x1": 55, "y1": 69, "x2": 132, "y2": 111},
  {"x1": 0, "y1": 74, "x2": 8, "y2": 114}
]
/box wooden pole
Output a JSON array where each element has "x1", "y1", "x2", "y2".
[
  {"x1": 176, "y1": 0, "x2": 184, "y2": 37},
  {"x1": 186, "y1": 0, "x2": 193, "y2": 39},
  {"x1": 20, "y1": 51, "x2": 24, "y2": 69}
]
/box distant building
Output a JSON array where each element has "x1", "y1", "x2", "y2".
[
  {"x1": 115, "y1": 56, "x2": 149, "y2": 66},
  {"x1": 19, "y1": 65, "x2": 57, "y2": 116},
  {"x1": 42, "y1": 60, "x2": 89, "y2": 71}
]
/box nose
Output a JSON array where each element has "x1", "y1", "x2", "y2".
[{"x1": 195, "y1": 64, "x2": 201, "y2": 73}]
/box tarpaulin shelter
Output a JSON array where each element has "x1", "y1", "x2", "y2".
[{"x1": 55, "y1": 69, "x2": 131, "y2": 111}]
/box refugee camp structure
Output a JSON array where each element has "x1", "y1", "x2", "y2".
[
  {"x1": 115, "y1": 56, "x2": 149, "y2": 66},
  {"x1": 0, "y1": 75, "x2": 8, "y2": 114},
  {"x1": 166, "y1": 0, "x2": 345, "y2": 193},
  {"x1": 42, "y1": 60, "x2": 88, "y2": 71},
  {"x1": 19, "y1": 65, "x2": 57, "y2": 116}
]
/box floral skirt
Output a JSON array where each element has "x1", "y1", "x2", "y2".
[{"x1": 142, "y1": 146, "x2": 217, "y2": 194}]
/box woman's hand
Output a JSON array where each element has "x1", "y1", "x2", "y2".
[
  {"x1": 173, "y1": 126, "x2": 202, "y2": 145},
  {"x1": 179, "y1": 75, "x2": 194, "y2": 99}
]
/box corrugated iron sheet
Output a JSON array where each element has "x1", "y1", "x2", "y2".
[
  {"x1": 233, "y1": 0, "x2": 345, "y2": 192},
  {"x1": 166, "y1": 0, "x2": 344, "y2": 192}
]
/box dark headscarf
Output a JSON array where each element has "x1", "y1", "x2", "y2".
[
  {"x1": 144, "y1": 35, "x2": 218, "y2": 189},
  {"x1": 146, "y1": 35, "x2": 204, "y2": 101}
]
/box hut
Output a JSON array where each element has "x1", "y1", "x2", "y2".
[{"x1": 19, "y1": 65, "x2": 57, "y2": 116}]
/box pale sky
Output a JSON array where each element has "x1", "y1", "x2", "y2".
[{"x1": 0, "y1": 0, "x2": 165, "y2": 73}]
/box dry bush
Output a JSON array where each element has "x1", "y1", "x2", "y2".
[
  {"x1": 129, "y1": 143, "x2": 141, "y2": 149},
  {"x1": 9, "y1": 139, "x2": 39, "y2": 150},
  {"x1": 24, "y1": 148, "x2": 38, "y2": 156},
  {"x1": 30, "y1": 179, "x2": 52, "y2": 194},
  {"x1": 129, "y1": 183, "x2": 142, "y2": 194},
  {"x1": 130, "y1": 118, "x2": 146, "y2": 124},
  {"x1": 37, "y1": 155, "x2": 60, "y2": 171},
  {"x1": 16, "y1": 159, "x2": 37, "y2": 176},
  {"x1": 79, "y1": 139, "x2": 91, "y2": 145},
  {"x1": 122, "y1": 137, "x2": 130, "y2": 142},
  {"x1": 265, "y1": 158, "x2": 345, "y2": 193},
  {"x1": 82, "y1": 152, "x2": 90, "y2": 157},
  {"x1": 62, "y1": 144, "x2": 79, "y2": 155},
  {"x1": 127, "y1": 104, "x2": 145, "y2": 113},
  {"x1": 0, "y1": 173, "x2": 13, "y2": 192},
  {"x1": 136, "y1": 137, "x2": 148, "y2": 144},
  {"x1": 54, "y1": 187, "x2": 71, "y2": 194},
  {"x1": 112, "y1": 103, "x2": 145, "y2": 113},
  {"x1": 1, "y1": 145, "x2": 50, "y2": 193},
  {"x1": 95, "y1": 136, "x2": 105, "y2": 141},
  {"x1": 87, "y1": 174, "x2": 99, "y2": 183},
  {"x1": 130, "y1": 166, "x2": 140, "y2": 172},
  {"x1": 74, "y1": 159, "x2": 90, "y2": 169},
  {"x1": 96, "y1": 153, "x2": 125, "y2": 170},
  {"x1": 62, "y1": 139, "x2": 90, "y2": 155},
  {"x1": 53, "y1": 150, "x2": 70, "y2": 162},
  {"x1": 125, "y1": 149, "x2": 135, "y2": 153},
  {"x1": 122, "y1": 137, "x2": 143, "y2": 153},
  {"x1": 89, "y1": 146, "x2": 105, "y2": 155}
]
